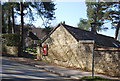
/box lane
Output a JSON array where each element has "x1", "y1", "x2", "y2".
[{"x1": 2, "y1": 57, "x2": 66, "y2": 80}]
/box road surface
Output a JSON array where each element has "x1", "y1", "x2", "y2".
[{"x1": 2, "y1": 57, "x2": 71, "y2": 80}]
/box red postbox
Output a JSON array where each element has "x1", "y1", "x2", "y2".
[{"x1": 42, "y1": 44, "x2": 48, "y2": 55}]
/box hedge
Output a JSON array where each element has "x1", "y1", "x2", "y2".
[{"x1": 2, "y1": 34, "x2": 20, "y2": 46}]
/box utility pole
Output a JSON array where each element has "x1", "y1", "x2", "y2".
[
  {"x1": 90, "y1": 23, "x2": 95, "y2": 77},
  {"x1": 92, "y1": 43, "x2": 95, "y2": 77}
]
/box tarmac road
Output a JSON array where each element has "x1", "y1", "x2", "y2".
[{"x1": 1, "y1": 57, "x2": 74, "y2": 81}]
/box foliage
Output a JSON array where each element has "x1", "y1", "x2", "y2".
[
  {"x1": 2, "y1": 2, "x2": 19, "y2": 33},
  {"x1": 2, "y1": 1, "x2": 55, "y2": 57},
  {"x1": 23, "y1": 47, "x2": 37, "y2": 55},
  {"x1": 42, "y1": 26, "x2": 53, "y2": 35},
  {"x1": 15, "y1": 2, "x2": 56, "y2": 27},
  {"x1": 2, "y1": 34, "x2": 20, "y2": 46},
  {"x1": 86, "y1": 2, "x2": 105, "y2": 31},
  {"x1": 2, "y1": 1, "x2": 56, "y2": 33},
  {"x1": 102, "y1": 2, "x2": 120, "y2": 28},
  {"x1": 81, "y1": 76, "x2": 112, "y2": 81},
  {"x1": 85, "y1": 1, "x2": 120, "y2": 38},
  {"x1": 77, "y1": 18, "x2": 91, "y2": 31},
  {"x1": 101, "y1": 2, "x2": 120, "y2": 39}
]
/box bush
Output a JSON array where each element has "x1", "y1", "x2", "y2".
[
  {"x1": 23, "y1": 47, "x2": 37, "y2": 55},
  {"x1": 2, "y1": 34, "x2": 20, "y2": 46}
]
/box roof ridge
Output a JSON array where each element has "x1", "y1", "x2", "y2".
[
  {"x1": 62, "y1": 23, "x2": 115, "y2": 39},
  {"x1": 42, "y1": 23, "x2": 120, "y2": 47}
]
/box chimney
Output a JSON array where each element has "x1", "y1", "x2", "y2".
[
  {"x1": 63, "y1": 21, "x2": 65, "y2": 24},
  {"x1": 91, "y1": 22, "x2": 97, "y2": 34}
]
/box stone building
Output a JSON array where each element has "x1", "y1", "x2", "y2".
[
  {"x1": 41, "y1": 23, "x2": 120, "y2": 77},
  {"x1": 25, "y1": 28, "x2": 46, "y2": 47},
  {"x1": 25, "y1": 27, "x2": 53, "y2": 47},
  {"x1": 13, "y1": 25, "x2": 46, "y2": 47}
]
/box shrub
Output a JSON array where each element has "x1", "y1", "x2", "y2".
[
  {"x1": 2, "y1": 34, "x2": 20, "y2": 46},
  {"x1": 23, "y1": 47, "x2": 37, "y2": 55}
]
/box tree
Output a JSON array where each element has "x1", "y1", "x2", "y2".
[
  {"x1": 11, "y1": 5, "x2": 15, "y2": 34},
  {"x1": 2, "y1": 2, "x2": 12, "y2": 33},
  {"x1": 102, "y1": 2, "x2": 120, "y2": 39},
  {"x1": 2, "y1": 2, "x2": 19, "y2": 34},
  {"x1": 115, "y1": 21, "x2": 120, "y2": 39},
  {"x1": 42, "y1": 26, "x2": 53, "y2": 35},
  {"x1": 18, "y1": 2, "x2": 55, "y2": 56},
  {"x1": 86, "y1": 1, "x2": 120, "y2": 39},
  {"x1": 0, "y1": 2, "x2": 2, "y2": 34},
  {"x1": 2, "y1": 1, "x2": 56, "y2": 57},
  {"x1": 77, "y1": 18, "x2": 91, "y2": 31},
  {"x1": 18, "y1": 2, "x2": 24, "y2": 57},
  {"x1": 2, "y1": 1, "x2": 56, "y2": 33},
  {"x1": 86, "y1": 1, "x2": 106, "y2": 32},
  {"x1": 14, "y1": 2, "x2": 56, "y2": 27}
]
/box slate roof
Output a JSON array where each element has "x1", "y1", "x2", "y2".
[
  {"x1": 43, "y1": 23, "x2": 120, "y2": 48},
  {"x1": 30, "y1": 28, "x2": 46, "y2": 39},
  {"x1": 62, "y1": 24, "x2": 120, "y2": 48},
  {"x1": 28, "y1": 31, "x2": 39, "y2": 40}
]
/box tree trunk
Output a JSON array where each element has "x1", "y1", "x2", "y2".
[
  {"x1": 12, "y1": 7, "x2": 15, "y2": 34},
  {"x1": 115, "y1": 1, "x2": 120, "y2": 40},
  {"x1": 115, "y1": 20, "x2": 120, "y2": 40},
  {"x1": 8, "y1": 9, "x2": 12, "y2": 33},
  {"x1": 0, "y1": 3, "x2": 2, "y2": 34},
  {"x1": 18, "y1": 2, "x2": 24, "y2": 57}
]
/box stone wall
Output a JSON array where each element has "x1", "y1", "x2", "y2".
[
  {"x1": 2, "y1": 44, "x2": 18, "y2": 56},
  {"x1": 42, "y1": 25, "x2": 79, "y2": 67},
  {"x1": 94, "y1": 48, "x2": 120, "y2": 76},
  {"x1": 77, "y1": 41, "x2": 94, "y2": 70},
  {"x1": 42, "y1": 25, "x2": 94, "y2": 69},
  {"x1": 42, "y1": 25, "x2": 120, "y2": 77}
]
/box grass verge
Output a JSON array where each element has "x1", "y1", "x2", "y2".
[{"x1": 80, "y1": 76, "x2": 113, "y2": 81}]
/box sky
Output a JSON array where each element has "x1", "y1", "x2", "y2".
[
  {"x1": 33, "y1": 2, "x2": 87, "y2": 27},
  {"x1": 33, "y1": 1, "x2": 115, "y2": 37}
]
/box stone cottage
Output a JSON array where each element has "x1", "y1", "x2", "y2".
[
  {"x1": 25, "y1": 28, "x2": 47, "y2": 47},
  {"x1": 41, "y1": 23, "x2": 120, "y2": 77}
]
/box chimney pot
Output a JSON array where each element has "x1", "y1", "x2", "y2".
[{"x1": 63, "y1": 21, "x2": 65, "y2": 24}]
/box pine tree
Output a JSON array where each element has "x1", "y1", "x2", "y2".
[
  {"x1": 86, "y1": 1, "x2": 120, "y2": 39},
  {"x1": 2, "y1": 1, "x2": 56, "y2": 57},
  {"x1": 2, "y1": 2, "x2": 19, "y2": 34},
  {"x1": 86, "y1": 1, "x2": 106, "y2": 32},
  {"x1": 103, "y1": 2, "x2": 120, "y2": 39}
]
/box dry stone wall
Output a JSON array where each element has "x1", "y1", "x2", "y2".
[
  {"x1": 94, "y1": 50, "x2": 120, "y2": 76},
  {"x1": 42, "y1": 25, "x2": 120, "y2": 77},
  {"x1": 77, "y1": 41, "x2": 94, "y2": 70},
  {"x1": 3, "y1": 45, "x2": 18, "y2": 56},
  {"x1": 42, "y1": 25, "x2": 79, "y2": 67}
]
